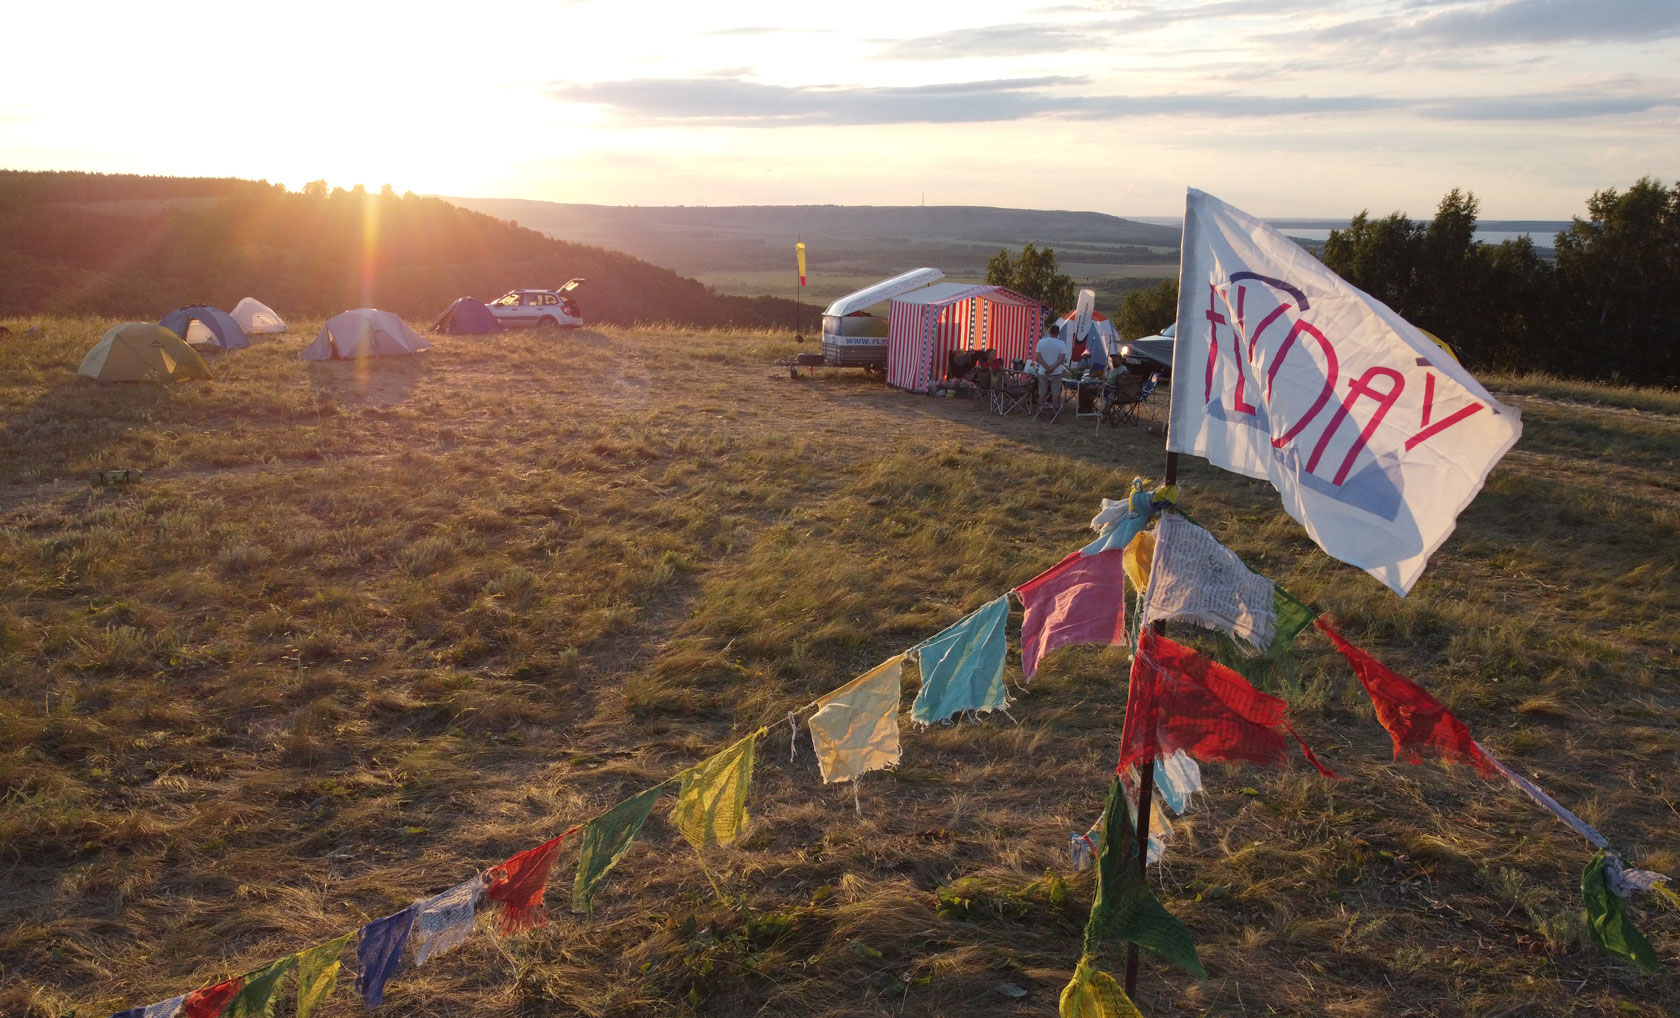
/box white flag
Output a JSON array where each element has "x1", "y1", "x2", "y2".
[
  {"x1": 1169, "y1": 189, "x2": 1521, "y2": 595},
  {"x1": 1142, "y1": 513, "x2": 1276, "y2": 651}
]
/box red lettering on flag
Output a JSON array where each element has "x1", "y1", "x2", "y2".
[
  {"x1": 1229, "y1": 286, "x2": 1257, "y2": 415},
  {"x1": 1203, "y1": 283, "x2": 1227, "y2": 405},
  {"x1": 1269, "y1": 319, "x2": 1340, "y2": 450},
  {"x1": 1405, "y1": 372, "x2": 1486, "y2": 451},
  {"x1": 1306, "y1": 366, "x2": 1404, "y2": 484}
]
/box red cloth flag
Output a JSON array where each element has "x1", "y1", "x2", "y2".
[
  {"x1": 485, "y1": 827, "x2": 580, "y2": 935},
  {"x1": 182, "y1": 977, "x2": 243, "y2": 1018},
  {"x1": 1015, "y1": 549, "x2": 1128, "y2": 679},
  {"x1": 1316, "y1": 620, "x2": 1494, "y2": 776},
  {"x1": 1119, "y1": 629, "x2": 1336, "y2": 777}
]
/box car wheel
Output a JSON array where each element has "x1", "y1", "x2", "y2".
[{"x1": 537, "y1": 316, "x2": 558, "y2": 330}]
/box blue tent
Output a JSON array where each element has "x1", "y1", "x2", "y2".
[
  {"x1": 160, "y1": 305, "x2": 249, "y2": 351},
  {"x1": 430, "y1": 296, "x2": 503, "y2": 335}
]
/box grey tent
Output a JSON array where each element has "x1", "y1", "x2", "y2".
[{"x1": 301, "y1": 309, "x2": 431, "y2": 360}]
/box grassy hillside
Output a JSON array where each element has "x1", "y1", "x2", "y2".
[
  {"x1": 441, "y1": 198, "x2": 1183, "y2": 309},
  {"x1": 0, "y1": 171, "x2": 801, "y2": 329},
  {"x1": 1, "y1": 318, "x2": 1677, "y2": 1017}
]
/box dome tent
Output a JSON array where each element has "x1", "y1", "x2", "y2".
[
  {"x1": 431, "y1": 296, "x2": 503, "y2": 335},
  {"x1": 79, "y1": 323, "x2": 212, "y2": 382},
  {"x1": 1053, "y1": 309, "x2": 1120, "y2": 365},
  {"x1": 160, "y1": 305, "x2": 249, "y2": 351},
  {"x1": 231, "y1": 297, "x2": 288, "y2": 334},
  {"x1": 302, "y1": 309, "x2": 431, "y2": 361}
]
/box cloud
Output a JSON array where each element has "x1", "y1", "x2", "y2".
[
  {"x1": 1420, "y1": 93, "x2": 1677, "y2": 120},
  {"x1": 703, "y1": 25, "x2": 836, "y2": 37},
  {"x1": 550, "y1": 75, "x2": 1677, "y2": 126},
  {"x1": 871, "y1": 22, "x2": 1126, "y2": 60},
  {"x1": 870, "y1": 1, "x2": 1324, "y2": 60},
  {"x1": 1311, "y1": 0, "x2": 1680, "y2": 47},
  {"x1": 550, "y1": 77, "x2": 1080, "y2": 125}
]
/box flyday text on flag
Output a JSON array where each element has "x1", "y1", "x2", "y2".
[{"x1": 1168, "y1": 189, "x2": 1523, "y2": 595}]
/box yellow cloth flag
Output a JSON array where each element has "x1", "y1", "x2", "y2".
[
  {"x1": 809, "y1": 655, "x2": 904, "y2": 784},
  {"x1": 1122, "y1": 530, "x2": 1154, "y2": 593},
  {"x1": 1059, "y1": 959, "x2": 1144, "y2": 1018},
  {"x1": 671, "y1": 731, "x2": 760, "y2": 851},
  {"x1": 295, "y1": 932, "x2": 354, "y2": 1018}
]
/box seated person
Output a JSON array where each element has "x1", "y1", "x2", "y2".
[
  {"x1": 941, "y1": 347, "x2": 994, "y2": 395},
  {"x1": 965, "y1": 348, "x2": 1000, "y2": 390}
]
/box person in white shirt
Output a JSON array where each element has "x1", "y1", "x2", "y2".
[{"x1": 1034, "y1": 324, "x2": 1069, "y2": 408}]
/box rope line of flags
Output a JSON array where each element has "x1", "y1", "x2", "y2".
[{"x1": 107, "y1": 483, "x2": 1672, "y2": 1018}]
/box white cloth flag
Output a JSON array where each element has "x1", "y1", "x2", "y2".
[
  {"x1": 1143, "y1": 513, "x2": 1277, "y2": 652},
  {"x1": 1606, "y1": 853, "x2": 1672, "y2": 900},
  {"x1": 1169, "y1": 189, "x2": 1522, "y2": 595},
  {"x1": 410, "y1": 875, "x2": 487, "y2": 967},
  {"x1": 809, "y1": 655, "x2": 904, "y2": 784},
  {"x1": 1154, "y1": 748, "x2": 1204, "y2": 815}
]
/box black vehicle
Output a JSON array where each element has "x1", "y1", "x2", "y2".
[{"x1": 1116, "y1": 322, "x2": 1175, "y2": 377}]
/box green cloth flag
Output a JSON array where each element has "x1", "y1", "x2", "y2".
[
  {"x1": 224, "y1": 955, "x2": 295, "y2": 1018},
  {"x1": 295, "y1": 932, "x2": 354, "y2": 1018},
  {"x1": 572, "y1": 783, "x2": 665, "y2": 915},
  {"x1": 1082, "y1": 779, "x2": 1205, "y2": 978},
  {"x1": 1583, "y1": 852, "x2": 1659, "y2": 973},
  {"x1": 1059, "y1": 959, "x2": 1144, "y2": 1018},
  {"x1": 1208, "y1": 586, "x2": 1316, "y2": 691},
  {"x1": 671, "y1": 731, "x2": 759, "y2": 851}
]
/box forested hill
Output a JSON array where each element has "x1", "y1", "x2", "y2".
[
  {"x1": 0, "y1": 170, "x2": 798, "y2": 327},
  {"x1": 442, "y1": 197, "x2": 1182, "y2": 275}
]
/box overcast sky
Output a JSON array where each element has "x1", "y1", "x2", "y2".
[{"x1": 3, "y1": 0, "x2": 1675, "y2": 219}]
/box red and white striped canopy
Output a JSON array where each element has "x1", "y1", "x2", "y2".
[{"x1": 887, "y1": 283, "x2": 1048, "y2": 391}]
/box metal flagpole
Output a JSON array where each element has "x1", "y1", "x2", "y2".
[{"x1": 1125, "y1": 446, "x2": 1178, "y2": 999}]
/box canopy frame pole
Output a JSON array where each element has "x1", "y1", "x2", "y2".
[{"x1": 1125, "y1": 447, "x2": 1177, "y2": 999}]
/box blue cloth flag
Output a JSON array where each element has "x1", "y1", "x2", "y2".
[
  {"x1": 355, "y1": 904, "x2": 417, "y2": 1007},
  {"x1": 110, "y1": 999, "x2": 184, "y2": 1018},
  {"x1": 910, "y1": 595, "x2": 1011, "y2": 724}
]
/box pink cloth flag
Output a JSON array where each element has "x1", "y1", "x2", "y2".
[{"x1": 1015, "y1": 549, "x2": 1129, "y2": 679}]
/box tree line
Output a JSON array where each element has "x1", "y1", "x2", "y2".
[
  {"x1": 0, "y1": 171, "x2": 800, "y2": 329},
  {"x1": 1115, "y1": 177, "x2": 1678, "y2": 387}
]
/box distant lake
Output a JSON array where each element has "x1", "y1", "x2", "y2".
[
  {"x1": 1130, "y1": 216, "x2": 1571, "y2": 248},
  {"x1": 1279, "y1": 228, "x2": 1560, "y2": 246}
]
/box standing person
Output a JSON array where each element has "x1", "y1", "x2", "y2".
[{"x1": 1034, "y1": 324, "x2": 1068, "y2": 410}]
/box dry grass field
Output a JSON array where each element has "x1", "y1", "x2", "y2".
[{"x1": 1, "y1": 318, "x2": 1676, "y2": 1018}]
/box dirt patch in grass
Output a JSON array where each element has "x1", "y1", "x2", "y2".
[{"x1": 0, "y1": 319, "x2": 1675, "y2": 1017}]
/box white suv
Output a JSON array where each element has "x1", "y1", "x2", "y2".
[{"x1": 486, "y1": 278, "x2": 584, "y2": 329}]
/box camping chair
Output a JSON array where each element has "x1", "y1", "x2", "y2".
[
  {"x1": 1099, "y1": 372, "x2": 1160, "y2": 428},
  {"x1": 989, "y1": 368, "x2": 1031, "y2": 416},
  {"x1": 1122, "y1": 371, "x2": 1162, "y2": 426}
]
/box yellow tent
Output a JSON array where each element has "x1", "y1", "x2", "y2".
[
  {"x1": 1419, "y1": 328, "x2": 1461, "y2": 363},
  {"x1": 79, "y1": 323, "x2": 211, "y2": 382}
]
